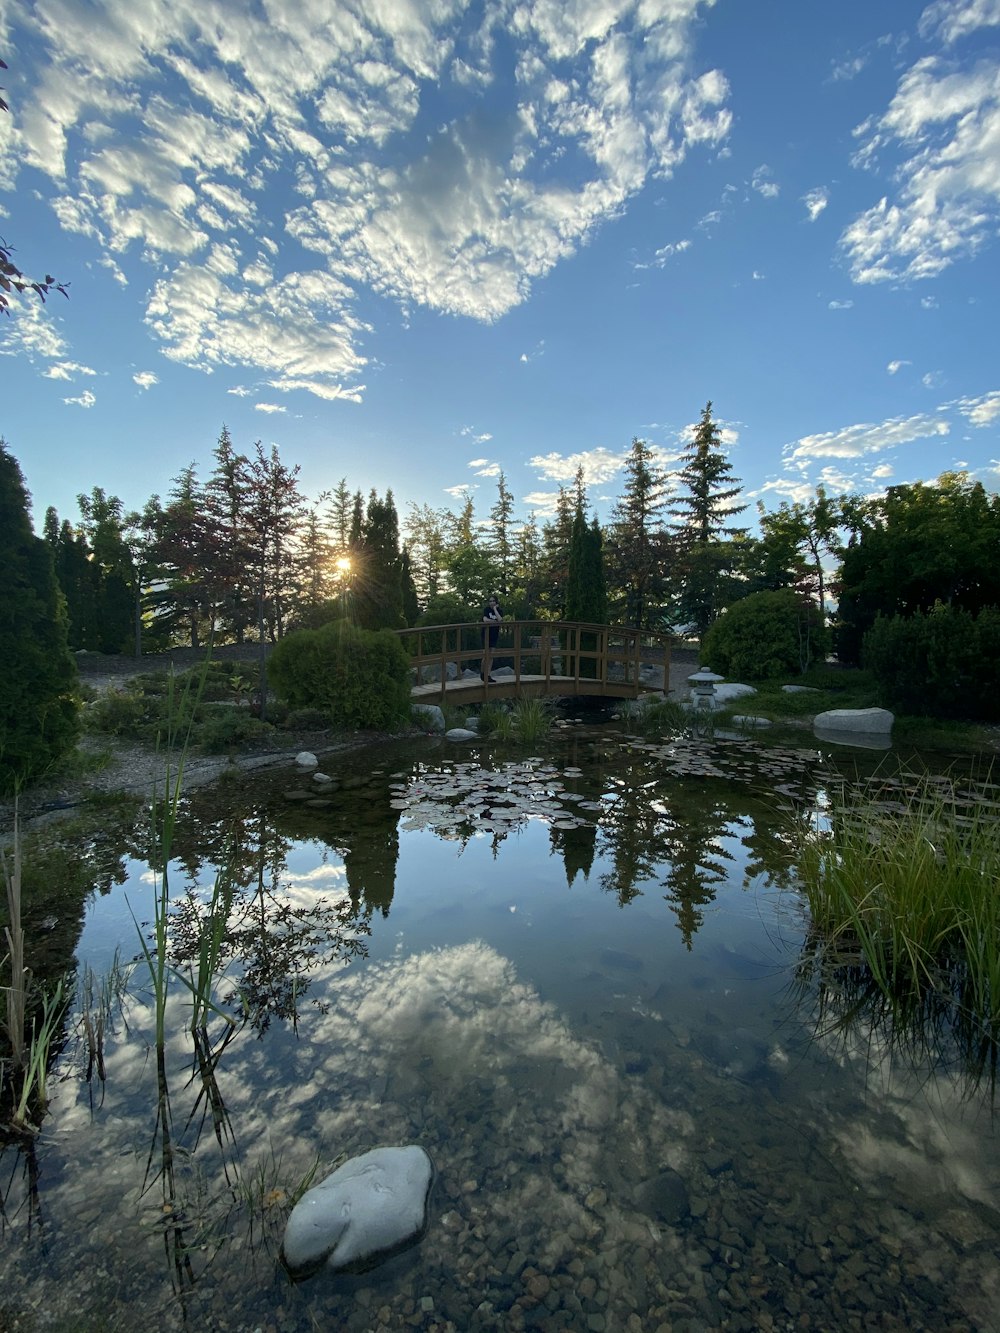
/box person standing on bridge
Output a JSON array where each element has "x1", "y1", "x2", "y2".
[{"x1": 481, "y1": 595, "x2": 503, "y2": 680}]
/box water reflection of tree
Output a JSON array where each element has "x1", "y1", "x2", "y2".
[{"x1": 166, "y1": 807, "x2": 370, "y2": 1035}]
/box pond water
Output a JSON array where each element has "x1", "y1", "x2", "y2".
[{"x1": 2, "y1": 723, "x2": 998, "y2": 1332}]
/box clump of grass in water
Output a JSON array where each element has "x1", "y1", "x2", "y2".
[
  {"x1": 509, "y1": 697, "x2": 552, "y2": 743},
  {"x1": 794, "y1": 772, "x2": 1000, "y2": 1070},
  {"x1": 614, "y1": 697, "x2": 688, "y2": 737},
  {"x1": 2, "y1": 806, "x2": 71, "y2": 1135}
]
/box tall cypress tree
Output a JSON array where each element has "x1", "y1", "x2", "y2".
[{"x1": 0, "y1": 442, "x2": 80, "y2": 793}]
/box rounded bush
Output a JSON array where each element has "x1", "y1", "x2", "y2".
[
  {"x1": 702, "y1": 590, "x2": 830, "y2": 680},
  {"x1": 267, "y1": 620, "x2": 411, "y2": 731},
  {"x1": 862, "y1": 604, "x2": 1000, "y2": 720}
]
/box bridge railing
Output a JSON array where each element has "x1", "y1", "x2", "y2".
[{"x1": 398, "y1": 620, "x2": 673, "y2": 697}]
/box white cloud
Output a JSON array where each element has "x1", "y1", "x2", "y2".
[
  {"x1": 461, "y1": 427, "x2": 494, "y2": 445},
  {"x1": 752, "y1": 270, "x2": 764, "y2": 280},
  {"x1": 751, "y1": 165, "x2": 779, "y2": 199},
  {"x1": 920, "y1": 294, "x2": 939, "y2": 308},
  {"x1": 255, "y1": 402, "x2": 287, "y2": 414},
  {"x1": 227, "y1": 384, "x2": 253, "y2": 397},
  {"x1": 0, "y1": 298, "x2": 68, "y2": 361},
  {"x1": 132, "y1": 370, "x2": 158, "y2": 389},
  {"x1": 633, "y1": 237, "x2": 691, "y2": 269},
  {"x1": 521, "y1": 489, "x2": 563, "y2": 515},
  {"x1": 921, "y1": 370, "x2": 943, "y2": 388},
  {"x1": 841, "y1": 24, "x2": 1000, "y2": 284},
  {"x1": 529, "y1": 447, "x2": 631, "y2": 486},
  {"x1": 63, "y1": 389, "x2": 96, "y2": 408},
  {"x1": 802, "y1": 187, "x2": 829, "y2": 221},
  {"x1": 43, "y1": 360, "x2": 96, "y2": 379},
  {"x1": 473, "y1": 461, "x2": 501, "y2": 477},
  {"x1": 955, "y1": 390, "x2": 1000, "y2": 425},
  {"x1": 5, "y1": 0, "x2": 731, "y2": 396},
  {"x1": 887, "y1": 359, "x2": 911, "y2": 374},
  {"x1": 784, "y1": 412, "x2": 950, "y2": 467},
  {"x1": 828, "y1": 299, "x2": 854, "y2": 309},
  {"x1": 919, "y1": 0, "x2": 1000, "y2": 45}
]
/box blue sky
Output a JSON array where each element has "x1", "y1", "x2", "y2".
[{"x1": 2, "y1": 0, "x2": 998, "y2": 535}]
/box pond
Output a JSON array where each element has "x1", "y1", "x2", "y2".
[{"x1": 1, "y1": 722, "x2": 997, "y2": 1332}]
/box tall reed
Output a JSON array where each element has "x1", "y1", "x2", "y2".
[{"x1": 795, "y1": 773, "x2": 1000, "y2": 1041}]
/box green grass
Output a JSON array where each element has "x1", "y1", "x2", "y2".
[{"x1": 792, "y1": 772, "x2": 1000, "y2": 1066}]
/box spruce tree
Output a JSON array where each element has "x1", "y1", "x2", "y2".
[
  {"x1": 670, "y1": 403, "x2": 747, "y2": 635},
  {"x1": 0, "y1": 442, "x2": 80, "y2": 793},
  {"x1": 607, "y1": 438, "x2": 670, "y2": 629}
]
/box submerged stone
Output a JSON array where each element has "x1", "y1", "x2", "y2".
[
  {"x1": 445, "y1": 728, "x2": 477, "y2": 741},
  {"x1": 635, "y1": 1167, "x2": 690, "y2": 1225},
  {"x1": 282, "y1": 1145, "x2": 434, "y2": 1279}
]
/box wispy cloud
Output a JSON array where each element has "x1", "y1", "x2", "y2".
[
  {"x1": 751, "y1": 165, "x2": 779, "y2": 199},
  {"x1": 802, "y1": 187, "x2": 829, "y2": 221},
  {"x1": 841, "y1": 3, "x2": 1000, "y2": 284},
  {"x1": 887, "y1": 359, "x2": 911, "y2": 374},
  {"x1": 132, "y1": 370, "x2": 158, "y2": 389},
  {"x1": 63, "y1": 389, "x2": 96, "y2": 408},
  {"x1": 43, "y1": 360, "x2": 96, "y2": 380},
  {"x1": 254, "y1": 402, "x2": 287, "y2": 414},
  {"x1": 784, "y1": 412, "x2": 950, "y2": 468},
  {"x1": 828, "y1": 299, "x2": 854, "y2": 310},
  {"x1": 955, "y1": 390, "x2": 1000, "y2": 426}
]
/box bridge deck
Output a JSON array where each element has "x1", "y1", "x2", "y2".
[{"x1": 400, "y1": 620, "x2": 673, "y2": 706}]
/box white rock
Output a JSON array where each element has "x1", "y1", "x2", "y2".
[
  {"x1": 295, "y1": 751, "x2": 318, "y2": 769},
  {"x1": 411, "y1": 704, "x2": 446, "y2": 733},
  {"x1": 445, "y1": 728, "x2": 478, "y2": 742},
  {"x1": 312, "y1": 771, "x2": 334, "y2": 785},
  {"x1": 282, "y1": 1145, "x2": 433, "y2": 1278},
  {"x1": 713, "y1": 683, "x2": 757, "y2": 702},
  {"x1": 813, "y1": 707, "x2": 894, "y2": 735}
]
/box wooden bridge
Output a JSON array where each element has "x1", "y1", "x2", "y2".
[{"x1": 399, "y1": 620, "x2": 672, "y2": 706}]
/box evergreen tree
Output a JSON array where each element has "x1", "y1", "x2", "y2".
[
  {"x1": 326, "y1": 478, "x2": 353, "y2": 556},
  {"x1": 567, "y1": 507, "x2": 608, "y2": 679},
  {"x1": 77, "y1": 487, "x2": 137, "y2": 653},
  {"x1": 244, "y1": 442, "x2": 307, "y2": 643},
  {"x1": 607, "y1": 438, "x2": 671, "y2": 629},
  {"x1": 44, "y1": 510, "x2": 100, "y2": 650},
  {"x1": 205, "y1": 425, "x2": 254, "y2": 642},
  {"x1": 297, "y1": 506, "x2": 336, "y2": 613},
  {"x1": 566, "y1": 508, "x2": 608, "y2": 624},
  {"x1": 488, "y1": 471, "x2": 515, "y2": 596},
  {"x1": 0, "y1": 441, "x2": 80, "y2": 793},
  {"x1": 670, "y1": 403, "x2": 748, "y2": 635},
  {"x1": 151, "y1": 464, "x2": 214, "y2": 648},
  {"x1": 353, "y1": 490, "x2": 405, "y2": 631},
  {"x1": 399, "y1": 547, "x2": 420, "y2": 626},
  {"x1": 540, "y1": 485, "x2": 576, "y2": 615}
]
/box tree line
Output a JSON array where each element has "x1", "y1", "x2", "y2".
[
  {"x1": 5, "y1": 408, "x2": 1000, "y2": 790},
  {"x1": 26, "y1": 405, "x2": 1000, "y2": 659}
]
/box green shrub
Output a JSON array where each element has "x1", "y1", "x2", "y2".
[
  {"x1": 86, "y1": 686, "x2": 151, "y2": 737},
  {"x1": 862, "y1": 604, "x2": 1000, "y2": 720},
  {"x1": 198, "y1": 708, "x2": 274, "y2": 753},
  {"x1": 702, "y1": 590, "x2": 829, "y2": 680},
  {"x1": 267, "y1": 620, "x2": 411, "y2": 731}
]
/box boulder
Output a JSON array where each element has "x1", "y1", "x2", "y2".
[
  {"x1": 295, "y1": 751, "x2": 319, "y2": 769},
  {"x1": 412, "y1": 703, "x2": 446, "y2": 733},
  {"x1": 712, "y1": 683, "x2": 757, "y2": 703},
  {"x1": 282, "y1": 1145, "x2": 434, "y2": 1279},
  {"x1": 813, "y1": 707, "x2": 894, "y2": 735},
  {"x1": 445, "y1": 728, "x2": 478, "y2": 742},
  {"x1": 312, "y1": 771, "x2": 335, "y2": 785}
]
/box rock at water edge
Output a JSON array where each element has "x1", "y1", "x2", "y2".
[{"x1": 282, "y1": 1145, "x2": 434, "y2": 1278}]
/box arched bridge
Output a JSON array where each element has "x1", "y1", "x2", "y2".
[{"x1": 398, "y1": 620, "x2": 672, "y2": 705}]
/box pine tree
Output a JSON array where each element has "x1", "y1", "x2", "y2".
[
  {"x1": 567, "y1": 507, "x2": 608, "y2": 679},
  {"x1": 151, "y1": 464, "x2": 214, "y2": 648},
  {"x1": 205, "y1": 426, "x2": 254, "y2": 642},
  {"x1": 0, "y1": 441, "x2": 80, "y2": 793},
  {"x1": 488, "y1": 471, "x2": 515, "y2": 596},
  {"x1": 670, "y1": 402, "x2": 747, "y2": 635},
  {"x1": 540, "y1": 485, "x2": 576, "y2": 615},
  {"x1": 607, "y1": 438, "x2": 671, "y2": 629}
]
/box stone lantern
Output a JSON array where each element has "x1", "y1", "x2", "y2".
[{"x1": 687, "y1": 667, "x2": 724, "y2": 710}]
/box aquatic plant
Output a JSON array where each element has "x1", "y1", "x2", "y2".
[
  {"x1": 510, "y1": 696, "x2": 552, "y2": 743},
  {"x1": 794, "y1": 772, "x2": 1000, "y2": 1053},
  {"x1": 615, "y1": 697, "x2": 688, "y2": 737}
]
